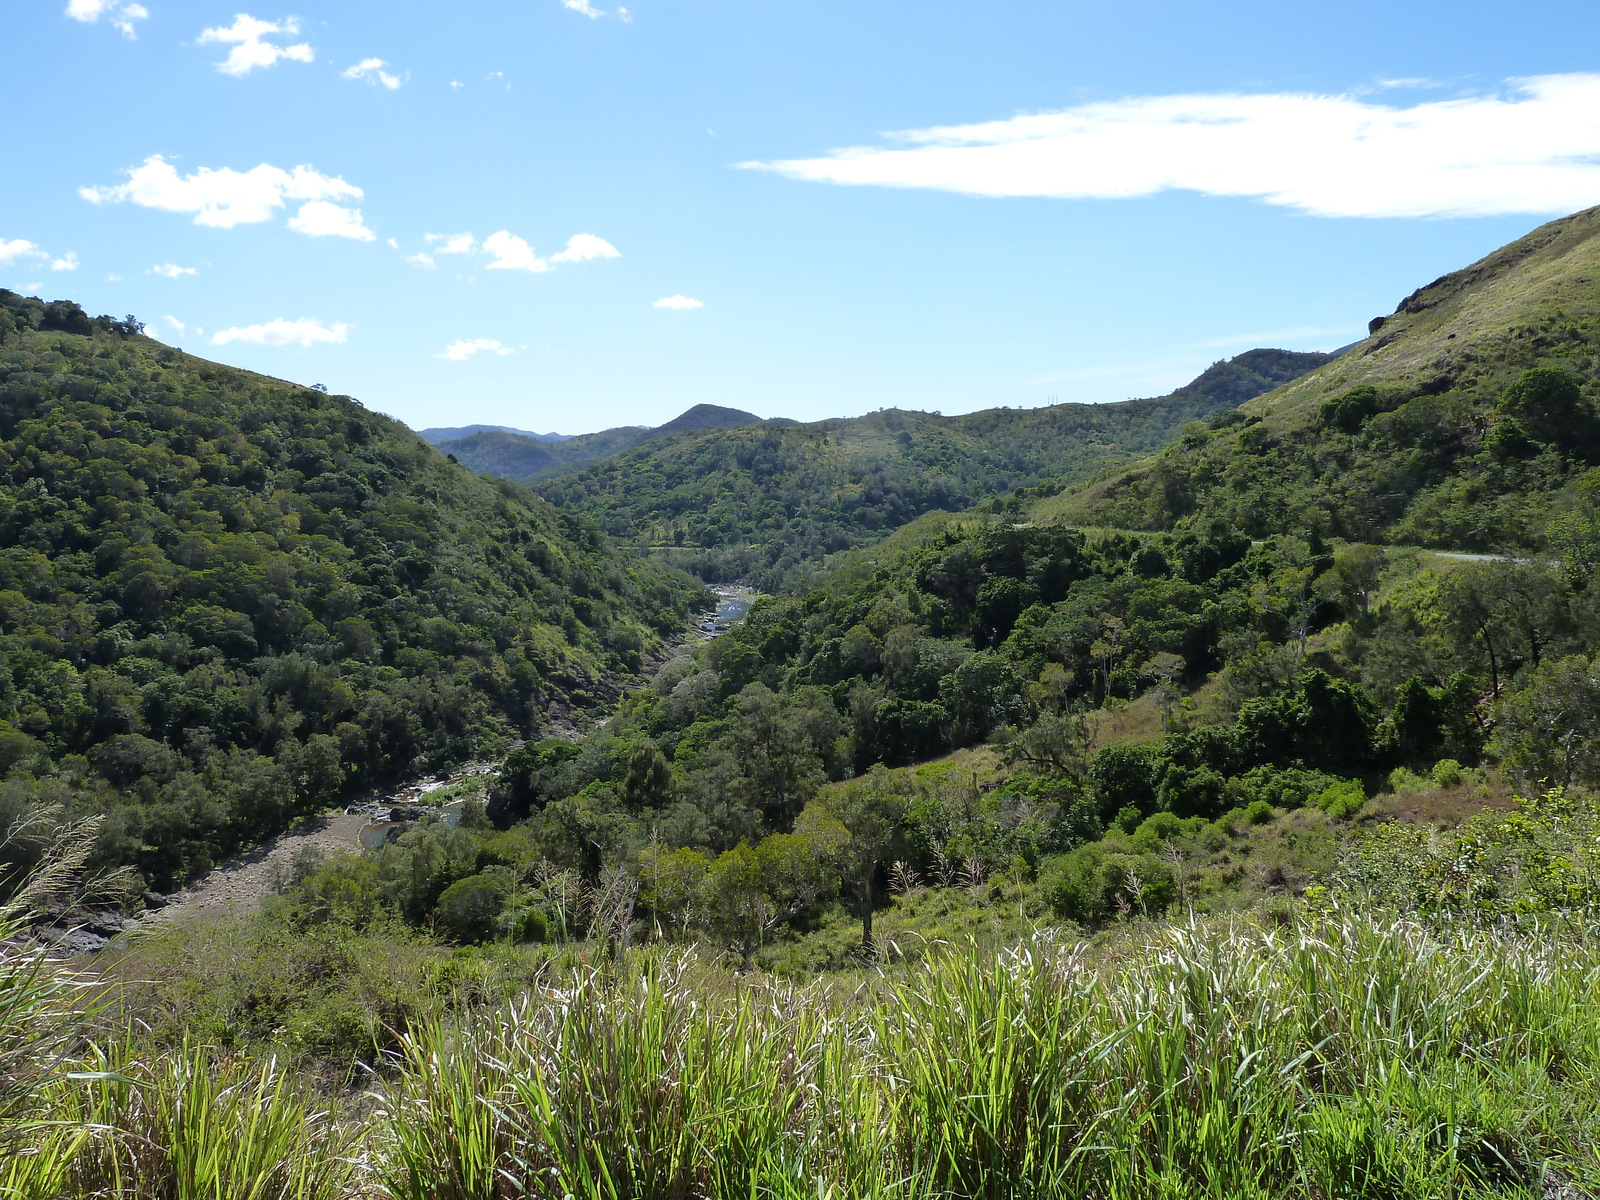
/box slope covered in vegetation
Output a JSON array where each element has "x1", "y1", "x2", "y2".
[
  {"x1": 1056, "y1": 205, "x2": 1600, "y2": 552},
  {"x1": 0, "y1": 290, "x2": 701, "y2": 888},
  {"x1": 430, "y1": 402, "x2": 764, "y2": 481},
  {"x1": 536, "y1": 348, "x2": 1333, "y2": 587}
]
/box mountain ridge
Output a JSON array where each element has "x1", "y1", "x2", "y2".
[
  {"x1": 436, "y1": 403, "x2": 763, "y2": 482},
  {"x1": 1046, "y1": 205, "x2": 1600, "y2": 550},
  {"x1": 535, "y1": 347, "x2": 1335, "y2": 588},
  {"x1": 418, "y1": 423, "x2": 573, "y2": 444}
]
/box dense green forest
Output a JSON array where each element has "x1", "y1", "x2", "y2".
[
  {"x1": 428, "y1": 402, "x2": 765, "y2": 481},
  {"x1": 12, "y1": 212, "x2": 1600, "y2": 1199},
  {"x1": 1058, "y1": 206, "x2": 1600, "y2": 552},
  {"x1": 535, "y1": 348, "x2": 1333, "y2": 587},
  {"x1": 0, "y1": 289, "x2": 701, "y2": 889},
  {"x1": 252, "y1": 506, "x2": 1593, "y2": 976}
]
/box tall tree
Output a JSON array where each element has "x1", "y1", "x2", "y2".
[{"x1": 808, "y1": 766, "x2": 909, "y2": 955}]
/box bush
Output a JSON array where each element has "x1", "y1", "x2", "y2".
[
  {"x1": 432, "y1": 871, "x2": 513, "y2": 943},
  {"x1": 1039, "y1": 843, "x2": 1175, "y2": 922},
  {"x1": 1314, "y1": 779, "x2": 1367, "y2": 820},
  {"x1": 1243, "y1": 799, "x2": 1276, "y2": 825}
]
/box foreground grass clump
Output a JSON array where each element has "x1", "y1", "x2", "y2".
[
  {"x1": 376, "y1": 915, "x2": 1600, "y2": 1199},
  {"x1": 8, "y1": 910, "x2": 1600, "y2": 1197}
]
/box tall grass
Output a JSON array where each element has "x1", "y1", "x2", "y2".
[
  {"x1": 377, "y1": 915, "x2": 1600, "y2": 1199},
  {"x1": 9, "y1": 912, "x2": 1600, "y2": 1197}
]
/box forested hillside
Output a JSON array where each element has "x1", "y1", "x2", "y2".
[
  {"x1": 1059, "y1": 205, "x2": 1600, "y2": 551},
  {"x1": 12, "y1": 220, "x2": 1600, "y2": 1200},
  {"x1": 536, "y1": 348, "x2": 1333, "y2": 587},
  {"x1": 0, "y1": 290, "x2": 701, "y2": 888},
  {"x1": 430, "y1": 402, "x2": 764, "y2": 481}
]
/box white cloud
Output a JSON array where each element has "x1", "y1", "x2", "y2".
[
  {"x1": 197, "y1": 14, "x2": 314, "y2": 77},
  {"x1": 343, "y1": 57, "x2": 402, "y2": 89},
  {"x1": 562, "y1": 0, "x2": 605, "y2": 17},
  {"x1": 438, "y1": 338, "x2": 515, "y2": 361},
  {"x1": 211, "y1": 318, "x2": 349, "y2": 347},
  {"x1": 50, "y1": 253, "x2": 80, "y2": 272},
  {"x1": 426, "y1": 232, "x2": 478, "y2": 255},
  {"x1": 149, "y1": 263, "x2": 197, "y2": 279},
  {"x1": 81, "y1": 155, "x2": 362, "y2": 228},
  {"x1": 287, "y1": 200, "x2": 376, "y2": 241},
  {"x1": 449, "y1": 80, "x2": 463, "y2": 90},
  {"x1": 483, "y1": 230, "x2": 549, "y2": 272},
  {"x1": 65, "y1": 0, "x2": 147, "y2": 38},
  {"x1": 742, "y1": 73, "x2": 1600, "y2": 220},
  {"x1": 550, "y1": 233, "x2": 621, "y2": 263},
  {"x1": 477, "y1": 230, "x2": 620, "y2": 272},
  {"x1": 653, "y1": 295, "x2": 703, "y2": 310},
  {"x1": 617, "y1": 7, "x2": 631, "y2": 21},
  {"x1": 403, "y1": 252, "x2": 435, "y2": 268},
  {"x1": 0, "y1": 239, "x2": 47, "y2": 267},
  {"x1": 163, "y1": 315, "x2": 185, "y2": 334}
]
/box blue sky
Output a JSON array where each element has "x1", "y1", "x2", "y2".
[{"x1": 6, "y1": 1, "x2": 1600, "y2": 433}]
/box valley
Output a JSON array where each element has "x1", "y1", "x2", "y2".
[{"x1": 7, "y1": 209, "x2": 1600, "y2": 1197}]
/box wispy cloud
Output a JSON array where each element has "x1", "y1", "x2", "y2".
[
  {"x1": 439, "y1": 338, "x2": 515, "y2": 361},
  {"x1": 483, "y1": 231, "x2": 547, "y2": 272},
  {"x1": 0, "y1": 239, "x2": 48, "y2": 267},
  {"x1": 653, "y1": 295, "x2": 703, "y2": 310},
  {"x1": 426, "y1": 232, "x2": 478, "y2": 255},
  {"x1": 550, "y1": 233, "x2": 622, "y2": 264},
  {"x1": 50, "y1": 253, "x2": 80, "y2": 271},
  {"x1": 82, "y1": 155, "x2": 362, "y2": 229},
  {"x1": 163, "y1": 315, "x2": 185, "y2": 334},
  {"x1": 484, "y1": 231, "x2": 619, "y2": 273},
  {"x1": 287, "y1": 200, "x2": 376, "y2": 241},
  {"x1": 744, "y1": 73, "x2": 1600, "y2": 219},
  {"x1": 562, "y1": 0, "x2": 605, "y2": 17},
  {"x1": 197, "y1": 14, "x2": 314, "y2": 77},
  {"x1": 342, "y1": 57, "x2": 403, "y2": 89},
  {"x1": 149, "y1": 263, "x2": 198, "y2": 279},
  {"x1": 65, "y1": 0, "x2": 147, "y2": 38},
  {"x1": 212, "y1": 317, "x2": 349, "y2": 347}
]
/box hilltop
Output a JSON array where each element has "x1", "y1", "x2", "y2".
[
  {"x1": 416, "y1": 423, "x2": 571, "y2": 443},
  {"x1": 0, "y1": 290, "x2": 701, "y2": 888},
  {"x1": 435, "y1": 403, "x2": 763, "y2": 482},
  {"x1": 536, "y1": 348, "x2": 1334, "y2": 587},
  {"x1": 1050, "y1": 205, "x2": 1600, "y2": 550}
]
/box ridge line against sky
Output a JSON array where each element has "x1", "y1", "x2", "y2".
[{"x1": 6, "y1": 1, "x2": 1600, "y2": 430}]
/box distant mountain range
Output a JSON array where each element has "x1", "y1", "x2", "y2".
[
  {"x1": 417, "y1": 424, "x2": 574, "y2": 444},
  {"x1": 532, "y1": 348, "x2": 1337, "y2": 587},
  {"x1": 431, "y1": 404, "x2": 765, "y2": 482}
]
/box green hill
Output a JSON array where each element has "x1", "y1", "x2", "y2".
[
  {"x1": 435, "y1": 403, "x2": 763, "y2": 482},
  {"x1": 0, "y1": 290, "x2": 701, "y2": 888},
  {"x1": 417, "y1": 423, "x2": 571, "y2": 443},
  {"x1": 1051, "y1": 206, "x2": 1600, "y2": 550},
  {"x1": 535, "y1": 348, "x2": 1334, "y2": 587}
]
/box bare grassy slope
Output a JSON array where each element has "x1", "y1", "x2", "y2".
[{"x1": 1048, "y1": 205, "x2": 1600, "y2": 545}]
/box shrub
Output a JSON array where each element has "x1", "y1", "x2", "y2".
[
  {"x1": 1244, "y1": 799, "x2": 1276, "y2": 825},
  {"x1": 1314, "y1": 779, "x2": 1367, "y2": 820},
  {"x1": 431, "y1": 871, "x2": 513, "y2": 943}
]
